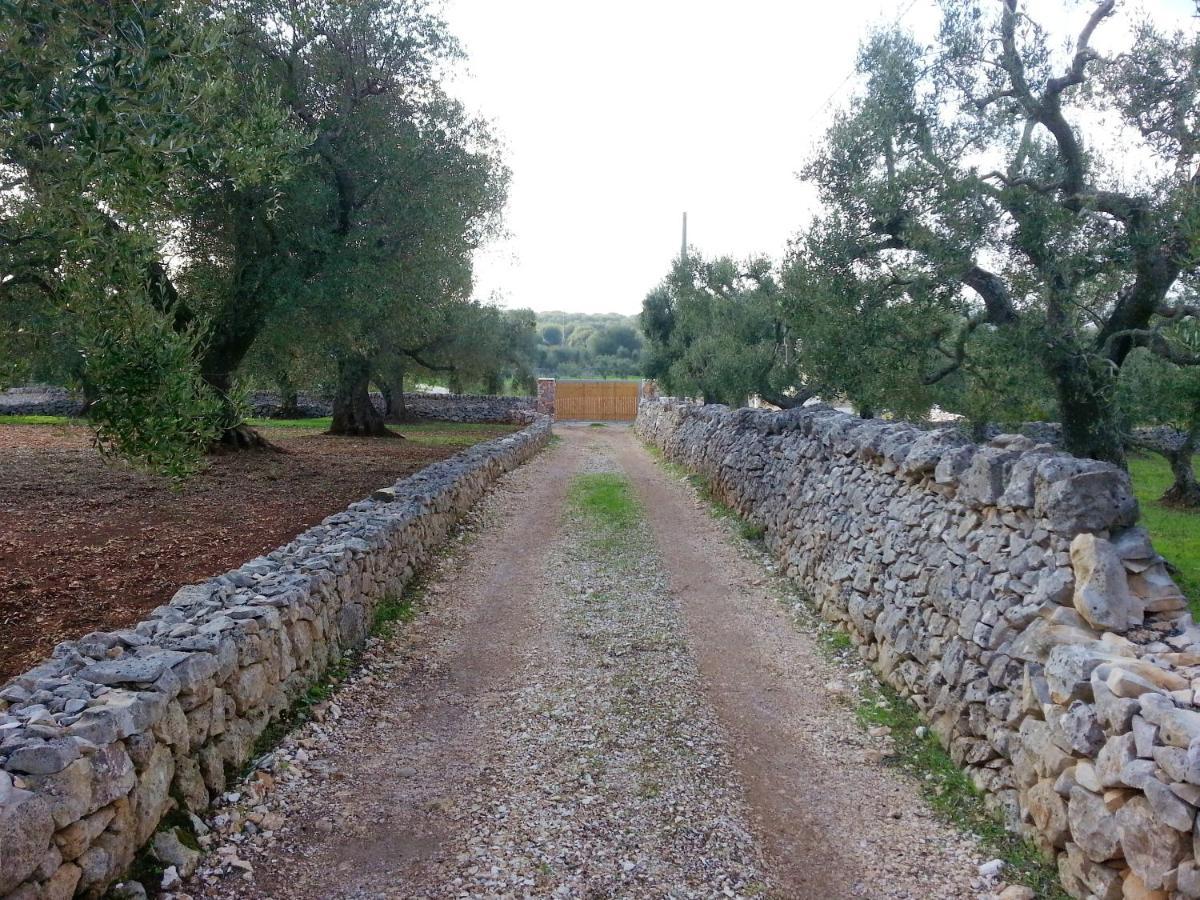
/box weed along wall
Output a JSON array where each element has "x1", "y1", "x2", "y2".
[
  {"x1": 637, "y1": 398, "x2": 1200, "y2": 900},
  {"x1": 0, "y1": 417, "x2": 551, "y2": 900}
]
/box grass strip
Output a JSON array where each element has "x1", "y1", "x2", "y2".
[
  {"x1": 568, "y1": 472, "x2": 641, "y2": 533},
  {"x1": 0, "y1": 414, "x2": 86, "y2": 426}
]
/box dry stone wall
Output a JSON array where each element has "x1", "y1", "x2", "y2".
[
  {"x1": 0, "y1": 417, "x2": 551, "y2": 899},
  {"x1": 396, "y1": 393, "x2": 534, "y2": 424},
  {"x1": 0, "y1": 387, "x2": 83, "y2": 418},
  {"x1": 637, "y1": 399, "x2": 1200, "y2": 900},
  {"x1": 246, "y1": 391, "x2": 534, "y2": 423},
  {"x1": 0, "y1": 387, "x2": 534, "y2": 425}
]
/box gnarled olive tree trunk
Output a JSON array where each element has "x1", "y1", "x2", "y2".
[
  {"x1": 275, "y1": 373, "x2": 301, "y2": 419},
  {"x1": 1163, "y1": 444, "x2": 1200, "y2": 507},
  {"x1": 329, "y1": 354, "x2": 396, "y2": 437},
  {"x1": 1045, "y1": 330, "x2": 1129, "y2": 468},
  {"x1": 1133, "y1": 406, "x2": 1200, "y2": 508},
  {"x1": 379, "y1": 363, "x2": 409, "y2": 423}
]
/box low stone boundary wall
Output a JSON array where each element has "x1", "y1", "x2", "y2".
[
  {"x1": 0, "y1": 387, "x2": 82, "y2": 418},
  {"x1": 397, "y1": 393, "x2": 534, "y2": 424},
  {"x1": 0, "y1": 417, "x2": 551, "y2": 899},
  {"x1": 637, "y1": 399, "x2": 1200, "y2": 899},
  {"x1": 0, "y1": 387, "x2": 534, "y2": 425},
  {"x1": 247, "y1": 390, "x2": 535, "y2": 423}
]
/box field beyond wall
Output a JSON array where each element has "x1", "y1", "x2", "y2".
[{"x1": 0, "y1": 418, "x2": 517, "y2": 680}]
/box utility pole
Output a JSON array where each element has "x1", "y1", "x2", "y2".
[{"x1": 680, "y1": 211, "x2": 688, "y2": 263}]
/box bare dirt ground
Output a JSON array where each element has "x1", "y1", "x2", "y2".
[
  {"x1": 0, "y1": 422, "x2": 515, "y2": 680},
  {"x1": 190, "y1": 426, "x2": 996, "y2": 900}
]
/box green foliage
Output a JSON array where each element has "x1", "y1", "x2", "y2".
[
  {"x1": 782, "y1": 1, "x2": 1200, "y2": 461},
  {"x1": 640, "y1": 255, "x2": 807, "y2": 408},
  {"x1": 534, "y1": 312, "x2": 645, "y2": 379},
  {"x1": 1118, "y1": 323, "x2": 1200, "y2": 503},
  {"x1": 81, "y1": 301, "x2": 231, "y2": 477},
  {"x1": 782, "y1": 237, "x2": 941, "y2": 418},
  {"x1": 405, "y1": 305, "x2": 538, "y2": 396},
  {"x1": 2, "y1": 0, "x2": 511, "y2": 466},
  {"x1": 738, "y1": 521, "x2": 766, "y2": 542},
  {"x1": 219, "y1": 1, "x2": 509, "y2": 434},
  {"x1": 1, "y1": 0, "x2": 302, "y2": 470},
  {"x1": 1120, "y1": 330, "x2": 1200, "y2": 431}
]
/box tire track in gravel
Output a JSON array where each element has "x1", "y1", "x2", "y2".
[
  {"x1": 197, "y1": 433, "x2": 589, "y2": 899},
  {"x1": 607, "y1": 425, "x2": 990, "y2": 899}
]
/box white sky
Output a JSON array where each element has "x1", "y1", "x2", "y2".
[{"x1": 444, "y1": 0, "x2": 1196, "y2": 316}]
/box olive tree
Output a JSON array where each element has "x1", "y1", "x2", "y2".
[
  {"x1": 799, "y1": 0, "x2": 1199, "y2": 465},
  {"x1": 640, "y1": 254, "x2": 813, "y2": 409},
  {"x1": 1, "y1": 0, "x2": 301, "y2": 474},
  {"x1": 177, "y1": 0, "x2": 470, "y2": 443}
]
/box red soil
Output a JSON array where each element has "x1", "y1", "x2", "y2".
[{"x1": 0, "y1": 423, "x2": 512, "y2": 681}]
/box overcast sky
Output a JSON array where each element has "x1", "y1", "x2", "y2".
[{"x1": 444, "y1": 0, "x2": 1196, "y2": 316}]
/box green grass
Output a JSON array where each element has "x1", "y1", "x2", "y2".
[
  {"x1": 568, "y1": 472, "x2": 641, "y2": 533},
  {"x1": 739, "y1": 521, "x2": 766, "y2": 541},
  {"x1": 0, "y1": 414, "x2": 86, "y2": 426},
  {"x1": 245, "y1": 417, "x2": 510, "y2": 434},
  {"x1": 248, "y1": 418, "x2": 516, "y2": 447},
  {"x1": 248, "y1": 417, "x2": 516, "y2": 441},
  {"x1": 245, "y1": 416, "x2": 329, "y2": 429},
  {"x1": 372, "y1": 595, "x2": 417, "y2": 638},
  {"x1": 1128, "y1": 455, "x2": 1200, "y2": 615},
  {"x1": 818, "y1": 628, "x2": 853, "y2": 654}
]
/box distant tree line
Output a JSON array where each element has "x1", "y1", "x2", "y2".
[
  {"x1": 641, "y1": 0, "x2": 1200, "y2": 505},
  {"x1": 534, "y1": 312, "x2": 645, "y2": 379},
  {"x1": 1, "y1": 0, "x2": 533, "y2": 475}
]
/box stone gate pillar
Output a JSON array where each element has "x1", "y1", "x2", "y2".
[{"x1": 536, "y1": 378, "x2": 556, "y2": 418}]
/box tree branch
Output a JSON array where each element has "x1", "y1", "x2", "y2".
[
  {"x1": 962, "y1": 265, "x2": 1020, "y2": 324},
  {"x1": 1105, "y1": 327, "x2": 1200, "y2": 365},
  {"x1": 1045, "y1": 0, "x2": 1114, "y2": 100},
  {"x1": 1156, "y1": 302, "x2": 1200, "y2": 322},
  {"x1": 923, "y1": 313, "x2": 984, "y2": 385},
  {"x1": 1000, "y1": 0, "x2": 1114, "y2": 197}
]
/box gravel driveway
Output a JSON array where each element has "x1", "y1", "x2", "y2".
[{"x1": 186, "y1": 426, "x2": 996, "y2": 900}]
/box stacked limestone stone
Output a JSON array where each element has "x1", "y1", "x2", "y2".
[
  {"x1": 0, "y1": 417, "x2": 551, "y2": 899},
  {"x1": 1, "y1": 387, "x2": 534, "y2": 424},
  {"x1": 0, "y1": 387, "x2": 84, "y2": 418},
  {"x1": 246, "y1": 391, "x2": 535, "y2": 423},
  {"x1": 637, "y1": 399, "x2": 1199, "y2": 900},
  {"x1": 397, "y1": 393, "x2": 535, "y2": 424}
]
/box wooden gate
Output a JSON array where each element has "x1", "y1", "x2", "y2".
[{"x1": 554, "y1": 380, "x2": 640, "y2": 421}]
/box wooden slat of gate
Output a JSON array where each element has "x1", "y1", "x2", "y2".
[{"x1": 555, "y1": 381, "x2": 639, "y2": 420}]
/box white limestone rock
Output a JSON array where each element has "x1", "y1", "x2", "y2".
[{"x1": 1070, "y1": 534, "x2": 1144, "y2": 633}]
